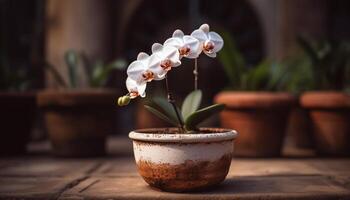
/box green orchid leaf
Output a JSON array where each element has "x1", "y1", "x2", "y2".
[
  {"x1": 181, "y1": 90, "x2": 202, "y2": 120},
  {"x1": 144, "y1": 105, "x2": 179, "y2": 126},
  {"x1": 152, "y1": 97, "x2": 179, "y2": 123},
  {"x1": 64, "y1": 50, "x2": 79, "y2": 88},
  {"x1": 185, "y1": 104, "x2": 225, "y2": 131}
]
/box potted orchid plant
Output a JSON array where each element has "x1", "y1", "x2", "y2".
[{"x1": 118, "y1": 24, "x2": 238, "y2": 192}]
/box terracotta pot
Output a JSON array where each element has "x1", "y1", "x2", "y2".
[
  {"x1": 0, "y1": 92, "x2": 36, "y2": 156},
  {"x1": 37, "y1": 89, "x2": 118, "y2": 157},
  {"x1": 286, "y1": 105, "x2": 314, "y2": 148},
  {"x1": 215, "y1": 92, "x2": 296, "y2": 157},
  {"x1": 129, "y1": 128, "x2": 238, "y2": 192},
  {"x1": 300, "y1": 92, "x2": 350, "y2": 156}
]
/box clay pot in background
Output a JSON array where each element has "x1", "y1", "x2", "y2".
[
  {"x1": 129, "y1": 128, "x2": 237, "y2": 192},
  {"x1": 286, "y1": 105, "x2": 314, "y2": 148},
  {"x1": 301, "y1": 92, "x2": 350, "y2": 156},
  {"x1": 38, "y1": 89, "x2": 118, "y2": 157},
  {"x1": 0, "y1": 93, "x2": 36, "y2": 156},
  {"x1": 215, "y1": 92, "x2": 296, "y2": 157}
]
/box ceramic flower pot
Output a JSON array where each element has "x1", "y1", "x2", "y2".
[
  {"x1": 37, "y1": 89, "x2": 118, "y2": 157},
  {"x1": 215, "y1": 92, "x2": 296, "y2": 157},
  {"x1": 0, "y1": 92, "x2": 36, "y2": 156},
  {"x1": 300, "y1": 92, "x2": 350, "y2": 156},
  {"x1": 129, "y1": 128, "x2": 238, "y2": 192}
]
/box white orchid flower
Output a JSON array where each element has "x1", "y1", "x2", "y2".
[
  {"x1": 127, "y1": 52, "x2": 163, "y2": 84},
  {"x1": 164, "y1": 30, "x2": 201, "y2": 59},
  {"x1": 151, "y1": 43, "x2": 181, "y2": 77},
  {"x1": 126, "y1": 77, "x2": 146, "y2": 98},
  {"x1": 191, "y1": 24, "x2": 224, "y2": 58}
]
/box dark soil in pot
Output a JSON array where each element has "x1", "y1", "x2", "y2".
[
  {"x1": 301, "y1": 92, "x2": 350, "y2": 156},
  {"x1": 215, "y1": 92, "x2": 296, "y2": 157},
  {"x1": 38, "y1": 89, "x2": 119, "y2": 157},
  {"x1": 0, "y1": 92, "x2": 36, "y2": 156}
]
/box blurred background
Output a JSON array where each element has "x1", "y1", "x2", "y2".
[{"x1": 0, "y1": 0, "x2": 349, "y2": 157}]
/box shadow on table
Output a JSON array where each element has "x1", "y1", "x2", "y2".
[{"x1": 176, "y1": 175, "x2": 348, "y2": 196}]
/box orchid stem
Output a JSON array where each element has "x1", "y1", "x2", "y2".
[
  {"x1": 165, "y1": 75, "x2": 185, "y2": 133},
  {"x1": 193, "y1": 58, "x2": 198, "y2": 90}
]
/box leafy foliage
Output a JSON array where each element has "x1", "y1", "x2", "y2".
[
  {"x1": 47, "y1": 49, "x2": 127, "y2": 88},
  {"x1": 144, "y1": 90, "x2": 225, "y2": 132},
  {"x1": 296, "y1": 36, "x2": 350, "y2": 91},
  {"x1": 218, "y1": 31, "x2": 292, "y2": 91},
  {"x1": 184, "y1": 104, "x2": 225, "y2": 131},
  {"x1": 181, "y1": 90, "x2": 202, "y2": 120}
]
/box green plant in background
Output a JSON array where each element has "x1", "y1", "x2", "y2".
[
  {"x1": 144, "y1": 90, "x2": 224, "y2": 131},
  {"x1": 297, "y1": 36, "x2": 350, "y2": 92},
  {"x1": 47, "y1": 49, "x2": 127, "y2": 88},
  {"x1": 218, "y1": 31, "x2": 291, "y2": 91},
  {"x1": 0, "y1": 55, "x2": 31, "y2": 91}
]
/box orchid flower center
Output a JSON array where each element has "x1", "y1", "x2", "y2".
[
  {"x1": 179, "y1": 45, "x2": 191, "y2": 56},
  {"x1": 142, "y1": 70, "x2": 154, "y2": 82},
  {"x1": 160, "y1": 59, "x2": 172, "y2": 71},
  {"x1": 203, "y1": 40, "x2": 215, "y2": 53},
  {"x1": 129, "y1": 91, "x2": 139, "y2": 98}
]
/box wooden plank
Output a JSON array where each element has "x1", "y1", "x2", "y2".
[
  {"x1": 59, "y1": 175, "x2": 350, "y2": 200},
  {"x1": 0, "y1": 158, "x2": 100, "y2": 177},
  {"x1": 0, "y1": 177, "x2": 81, "y2": 200}
]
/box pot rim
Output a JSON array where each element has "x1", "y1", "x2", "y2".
[
  {"x1": 37, "y1": 88, "x2": 119, "y2": 107},
  {"x1": 300, "y1": 91, "x2": 350, "y2": 109},
  {"x1": 215, "y1": 91, "x2": 296, "y2": 108},
  {"x1": 129, "y1": 127, "x2": 238, "y2": 143}
]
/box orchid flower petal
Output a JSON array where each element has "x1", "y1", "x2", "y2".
[
  {"x1": 191, "y1": 29, "x2": 208, "y2": 42},
  {"x1": 199, "y1": 24, "x2": 210, "y2": 33},
  {"x1": 151, "y1": 43, "x2": 163, "y2": 53},
  {"x1": 208, "y1": 32, "x2": 224, "y2": 52},
  {"x1": 162, "y1": 45, "x2": 181, "y2": 67},
  {"x1": 126, "y1": 77, "x2": 146, "y2": 98},
  {"x1": 164, "y1": 37, "x2": 182, "y2": 49},
  {"x1": 147, "y1": 54, "x2": 165, "y2": 79},
  {"x1": 204, "y1": 51, "x2": 217, "y2": 58},
  {"x1": 172, "y1": 29, "x2": 184, "y2": 38},
  {"x1": 137, "y1": 82, "x2": 147, "y2": 97},
  {"x1": 183, "y1": 35, "x2": 201, "y2": 58},
  {"x1": 137, "y1": 52, "x2": 149, "y2": 61},
  {"x1": 126, "y1": 60, "x2": 147, "y2": 83}
]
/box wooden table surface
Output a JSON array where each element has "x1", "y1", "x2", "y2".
[{"x1": 0, "y1": 137, "x2": 349, "y2": 200}]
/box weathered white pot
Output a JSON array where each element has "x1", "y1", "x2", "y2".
[{"x1": 129, "y1": 128, "x2": 238, "y2": 192}]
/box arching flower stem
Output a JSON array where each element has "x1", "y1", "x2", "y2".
[
  {"x1": 193, "y1": 58, "x2": 198, "y2": 90},
  {"x1": 165, "y1": 75, "x2": 185, "y2": 133}
]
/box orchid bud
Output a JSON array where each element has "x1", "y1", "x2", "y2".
[
  {"x1": 122, "y1": 95, "x2": 131, "y2": 105},
  {"x1": 117, "y1": 96, "x2": 130, "y2": 106}
]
